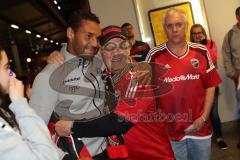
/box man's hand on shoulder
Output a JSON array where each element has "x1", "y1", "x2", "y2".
[
  {"x1": 132, "y1": 62, "x2": 152, "y2": 85},
  {"x1": 47, "y1": 50, "x2": 64, "y2": 65}
]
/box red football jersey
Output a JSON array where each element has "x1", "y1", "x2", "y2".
[
  {"x1": 113, "y1": 65, "x2": 175, "y2": 160},
  {"x1": 146, "y1": 42, "x2": 222, "y2": 141},
  {"x1": 124, "y1": 103, "x2": 175, "y2": 160}
]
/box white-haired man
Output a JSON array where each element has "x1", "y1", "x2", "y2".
[{"x1": 146, "y1": 8, "x2": 221, "y2": 160}]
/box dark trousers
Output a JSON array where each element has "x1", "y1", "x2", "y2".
[
  {"x1": 210, "y1": 87, "x2": 223, "y2": 138},
  {"x1": 230, "y1": 78, "x2": 240, "y2": 143},
  {"x1": 236, "y1": 89, "x2": 240, "y2": 141},
  {"x1": 93, "y1": 150, "x2": 110, "y2": 160}
]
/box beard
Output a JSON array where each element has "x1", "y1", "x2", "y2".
[
  {"x1": 81, "y1": 45, "x2": 99, "y2": 60},
  {"x1": 72, "y1": 42, "x2": 98, "y2": 60}
]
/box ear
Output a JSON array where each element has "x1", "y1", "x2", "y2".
[
  {"x1": 237, "y1": 15, "x2": 240, "y2": 21},
  {"x1": 67, "y1": 27, "x2": 74, "y2": 41}
]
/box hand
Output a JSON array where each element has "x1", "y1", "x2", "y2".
[
  {"x1": 55, "y1": 120, "x2": 73, "y2": 136},
  {"x1": 9, "y1": 75, "x2": 24, "y2": 102},
  {"x1": 47, "y1": 50, "x2": 64, "y2": 64},
  {"x1": 184, "y1": 116, "x2": 205, "y2": 135},
  {"x1": 132, "y1": 62, "x2": 152, "y2": 85}
]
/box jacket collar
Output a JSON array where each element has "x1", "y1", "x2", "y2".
[{"x1": 60, "y1": 43, "x2": 76, "y2": 61}]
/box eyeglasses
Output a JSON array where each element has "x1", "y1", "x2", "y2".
[
  {"x1": 102, "y1": 40, "x2": 131, "y2": 52},
  {"x1": 192, "y1": 31, "x2": 203, "y2": 35}
]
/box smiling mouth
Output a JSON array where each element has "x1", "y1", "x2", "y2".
[
  {"x1": 87, "y1": 48, "x2": 96, "y2": 53},
  {"x1": 112, "y1": 57, "x2": 122, "y2": 62},
  {"x1": 112, "y1": 54, "x2": 127, "y2": 62},
  {"x1": 85, "y1": 46, "x2": 98, "y2": 53}
]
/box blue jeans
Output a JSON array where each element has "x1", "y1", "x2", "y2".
[{"x1": 170, "y1": 138, "x2": 211, "y2": 160}]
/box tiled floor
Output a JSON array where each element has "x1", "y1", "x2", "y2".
[{"x1": 211, "y1": 121, "x2": 240, "y2": 160}]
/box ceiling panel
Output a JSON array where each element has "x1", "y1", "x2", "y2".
[{"x1": 0, "y1": 0, "x2": 90, "y2": 75}]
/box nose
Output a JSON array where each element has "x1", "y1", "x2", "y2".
[
  {"x1": 196, "y1": 34, "x2": 201, "y2": 38},
  {"x1": 112, "y1": 48, "x2": 120, "y2": 56},
  {"x1": 172, "y1": 25, "x2": 177, "y2": 32},
  {"x1": 91, "y1": 37, "x2": 99, "y2": 47}
]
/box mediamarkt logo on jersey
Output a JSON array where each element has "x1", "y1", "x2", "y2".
[{"x1": 164, "y1": 74, "x2": 200, "y2": 83}]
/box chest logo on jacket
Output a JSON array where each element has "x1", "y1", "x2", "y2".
[
  {"x1": 49, "y1": 56, "x2": 106, "y2": 121},
  {"x1": 190, "y1": 58, "x2": 199, "y2": 68}
]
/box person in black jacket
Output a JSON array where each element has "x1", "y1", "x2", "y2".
[{"x1": 121, "y1": 23, "x2": 150, "y2": 62}]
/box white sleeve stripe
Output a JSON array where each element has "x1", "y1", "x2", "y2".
[
  {"x1": 206, "y1": 65, "x2": 215, "y2": 73},
  {"x1": 128, "y1": 84, "x2": 134, "y2": 98},
  {"x1": 188, "y1": 42, "x2": 209, "y2": 51},
  {"x1": 125, "y1": 80, "x2": 132, "y2": 98},
  {"x1": 145, "y1": 44, "x2": 166, "y2": 62},
  {"x1": 125, "y1": 79, "x2": 139, "y2": 99},
  {"x1": 130, "y1": 82, "x2": 138, "y2": 98},
  {"x1": 203, "y1": 45, "x2": 215, "y2": 71}
]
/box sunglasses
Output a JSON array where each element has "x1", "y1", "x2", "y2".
[{"x1": 102, "y1": 40, "x2": 132, "y2": 52}]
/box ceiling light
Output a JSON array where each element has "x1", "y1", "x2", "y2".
[
  {"x1": 50, "y1": 40, "x2": 54, "y2": 43},
  {"x1": 35, "y1": 51, "x2": 39, "y2": 54},
  {"x1": 26, "y1": 58, "x2": 31, "y2": 63},
  {"x1": 54, "y1": 0, "x2": 57, "y2": 5},
  {"x1": 25, "y1": 30, "x2": 31, "y2": 34},
  {"x1": 11, "y1": 24, "x2": 19, "y2": 29},
  {"x1": 44, "y1": 38, "x2": 48, "y2": 41},
  {"x1": 36, "y1": 34, "x2": 41, "y2": 38},
  {"x1": 58, "y1": 6, "x2": 61, "y2": 10},
  {"x1": 9, "y1": 59, "x2": 12, "y2": 62},
  {"x1": 56, "y1": 42, "x2": 59, "y2": 45}
]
